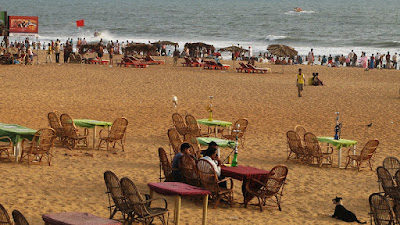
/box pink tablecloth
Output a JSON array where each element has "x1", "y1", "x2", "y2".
[
  {"x1": 148, "y1": 182, "x2": 211, "y2": 196},
  {"x1": 42, "y1": 212, "x2": 121, "y2": 225},
  {"x1": 221, "y1": 165, "x2": 269, "y2": 181}
]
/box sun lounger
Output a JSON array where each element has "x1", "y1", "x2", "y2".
[
  {"x1": 182, "y1": 57, "x2": 202, "y2": 67},
  {"x1": 246, "y1": 64, "x2": 270, "y2": 73},
  {"x1": 118, "y1": 58, "x2": 148, "y2": 68},
  {"x1": 236, "y1": 62, "x2": 253, "y2": 73},
  {"x1": 142, "y1": 56, "x2": 165, "y2": 65},
  {"x1": 203, "y1": 61, "x2": 229, "y2": 70}
]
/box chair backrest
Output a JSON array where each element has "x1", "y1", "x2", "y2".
[
  {"x1": 304, "y1": 132, "x2": 322, "y2": 156},
  {"x1": 158, "y1": 147, "x2": 173, "y2": 181},
  {"x1": 395, "y1": 170, "x2": 400, "y2": 189},
  {"x1": 30, "y1": 128, "x2": 56, "y2": 153},
  {"x1": 359, "y1": 139, "x2": 379, "y2": 160},
  {"x1": 231, "y1": 118, "x2": 248, "y2": 138},
  {"x1": 247, "y1": 64, "x2": 256, "y2": 69},
  {"x1": 60, "y1": 113, "x2": 78, "y2": 138},
  {"x1": 197, "y1": 159, "x2": 220, "y2": 194},
  {"x1": 294, "y1": 125, "x2": 306, "y2": 141},
  {"x1": 12, "y1": 210, "x2": 29, "y2": 225},
  {"x1": 369, "y1": 193, "x2": 395, "y2": 225},
  {"x1": 103, "y1": 171, "x2": 130, "y2": 212},
  {"x1": 383, "y1": 157, "x2": 400, "y2": 178},
  {"x1": 265, "y1": 165, "x2": 288, "y2": 194},
  {"x1": 120, "y1": 177, "x2": 148, "y2": 218},
  {"x1": 0, "y1": 204, "x2": 12, "y2": 225},
  {"x1": 185, "y1": 114, "x2": 201, "y2": 136},
  {"x1": 183, "y1": 134, "x2": 201, "y2": 158},
  {"x1": 109, "y1": 117, "x2": 128, "y2": 140},
  {"x1": 286, "y1": 131, "x2": 303, "y2": 155},
  {"x1": 239, "y1": 62, "x2": 249, "y2": 68},
  {"x1": 376, "y1": 166, "x2": 398, "y2": 199},
  {"x1": 184, "y1": 57, "x2": 191, "y2": 64},
  {"x1": 172, "y1": 113, "x2": 188, "y2": 135},
  {"x1": 167, "y1": 128, "x2": 182, "y2": 155},
  {"x1": 47, "y1": 111, "x2": 64, "y2": 138},
  {"x1": 179, "y1": 154, "x2": 200, "y2": 186}
]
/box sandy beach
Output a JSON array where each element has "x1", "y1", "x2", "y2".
[{"x1": 0, "y1": 52, "x2": 399, "y2": 224}]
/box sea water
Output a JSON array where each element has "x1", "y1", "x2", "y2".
[{"x1": 2, "y1": 0, "x2": 400, "y2": 56}]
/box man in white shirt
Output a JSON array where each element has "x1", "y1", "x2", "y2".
[
  {"x1": 392, "y1": 53, "x2": 397, "y2": 70},
  {"x1": 307, "y1": 49, "x2": 314, "y2": 65},
  {"x1": 200, "y1": 142, "x2": 221, "y2": 177}
]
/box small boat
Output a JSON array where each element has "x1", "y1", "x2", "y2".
[
  {"x1": 294, "y1": 7, "x2": 303, "y2": 12},
  {"x1": 94, "y1": 31, "x2": 101, "y2": 37}
]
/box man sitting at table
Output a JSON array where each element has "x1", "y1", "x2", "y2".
[
  {"x1": 172, "y1": 143, "x2": 191, "y2": 182},
  {"x1": 200, "y1": 143, "x2": 227, "y2": 188}
]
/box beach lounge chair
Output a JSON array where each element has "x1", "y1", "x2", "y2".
[
  {"x1": 245, "y1": 165, "x2": 288, "y2": 211},
  {"x1": 179, "y1": 154, "x2": 201, "y2": 186},
  {"x1": 172, "y1": 113, "x2": 190, "y2": 136},
  {"x1": 20, "y1": 128, "x2": 56, "y2": 166},
  {"x1": 181, "y1": 57, "x2": 192, "y2": 67},
  {"x1": 158, "y1": 147, "x2": 174, "y2": 182},
  {"x1": 286, "y1": 130, "x2": 305, "y2": 162},
  {"x1": 0, "y1": 136, "x2": 13, "y2": 161},
  {"x1": 369, "y1": 193, "x2": 397, "y2": 225},
  {"x1": 167, "y1": 128, "x2": 182, "y2": 155},
  {"x1": 345, "y1": 139, "x2": 379, "y2": 171},
  {"x1": 47, "y1": 111, "x2": 66, "y2": 144},
  {"x1": 304, "y1": 132, "x2": 333, "y2": 167},
  {"x1": 236, "y1": 62, "x2": 251, "y2": 73},
  {"x1": 376, "y1": 167, "x2": 400, "y2": 201},
  {"x1": 103, "y1": 171, "x2": 133, "y2": 221},
  {"x1": 143, "y1": 55, "x2": 165, "y2": 65},
  {"x1": 120, "y1": 177, "x2": 168, "y2": 225},
  {"x1": 98, "y1": 117, "x2": 128, "y2": 152},
  {"x1": 60, "y1": 113, "x2": 89, "y2": 149},
  {"x1": 197, "y1": 159, "x2": 234, "y2": 208},
  {"x1": 383, "y1": 157, "x2": 400, "y2": 178},
  {"x1": 203, "y1": 61, "x2": 229, "y2": 70},
  {"x1": 183, "y1": 133, "x2": 203, "y2": 159},
  {"x1": 12, "y1": 210, "x2": 29, "y2": 225},
  {"x1": 0, "y1": 204, "x2": 12, "y2": 225},
  {"x1": 221, "y1": 118, "x2": 248, "y2": 147},
  {"x1": 246, "y1": 64, "x2": 270, "y2": 73},
  {"x1": 185, "y1": 114, "x2": 209, "y2": 137}
]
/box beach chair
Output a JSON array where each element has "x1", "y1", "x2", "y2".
[
  {"x1": 98, "y1": 117, "x2": 128, "y2": 152},
  {"x1": 395, "y1": 170, "x2": 400, "y2": 190},
  {"x1": 12, "y1": 210, "x2": 29, "y2": 225},
  {"x1": 203, "y1": 61, "x2": 229, "y2": 70},
  {"x1": 47, "y1": 111, "x2": 66, "y2": 144},
  {"x1": 376, "y1": 167, "x2": 400, "y2": 201},
  {"x1": 0, "y1": 204, "x2": 12, "y2": 225},
  {"x1": 369, "y1": 193, "x2": 397, "y2": 225},
  {"x1": 236, "y1": 62, "x2": 248, "y2": 73},
  {"x1": 167, "y1": 128, "x2": 182, "y2": 155},
  {"x1": 221, "y1": 118, "x2": 248, "y2": 147},
  {"x1": 185, "y1": 114, "x2": 209, "y2": 137},
  {"x1": 158, "y1": 147, "x2": 174, "y2": 182},
  {"x1": 103, "y1": 171, "x2": 133, "y2": 221},
  {"x1": 120, "y1": 177, "x2": 168, "y2": 225},
  {"x1": 245, "y1": 165, "x2": 288, "y2": 211},
  {"x1": 172, "y1": 113, "x2": 190, "y2": 136},
  {"x1": 304, "y1": 132, "x2": 333, "y2": 167},
  {"x1": 294, "y1": 125, "x2": 306, "y2": 142},
  {"x1": 19, "y1": 128, "x2": 56, "y2": 166},
  {"x1": 246, "y1": 64, "x2": 270, "y2": 73},
  {"x1": 143, "y1": 56, "x2": 165, "y2": 65},
  {"x1": 181, "y1": 57, "x2": 192, "y2": 67},
  {"x1": 179, "y1": 154, "x2": 201, "y2": 186},
  {"x1": 60, "y1": 113, "x2": 89, "y2": 149},
  {"x1": 345, "y1": 139, "x2": 379, "y2": 171},
  {"x1": 0, "y1": 136, "x2": 13, "y2": 161},
  {"x1": 286, "y1": 130, "x2": 305, "y2": 162},
  {"x1": 197, "y1": 159, "x2": 234, "y2": 208},
  {"x1": 383, "y1": 157, "x2": 400, "y2": 178},
  {"x1": 183, "y1": 133, "x2": 203, "y2": 159}
]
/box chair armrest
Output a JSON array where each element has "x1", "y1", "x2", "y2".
[
  {"x1": 245, "y1": 178, "x2": 266, "y2": 196},
  {"x1": 347, "y1": 147, "x2": 356, "y2": 156},
  {"x1": 137, "y1": 197, "x2": 168, "y2": 210},
  {"x1": 99, "y1": 128, "x2": 109, "y2": 139},
  {"x1": 21, "y1": 138, "x2": 31, "y2": 150},
  {"x1": 0, "y1": 136, "x2": 12, "y2": 148},
  {"x1": 218, "y1": 177, "x2": 234, "y2": 189}
]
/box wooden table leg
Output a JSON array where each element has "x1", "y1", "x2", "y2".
[
  {"x1": 92, "y1": 126, "x2": 96, "y2": 149},
  {"x1": 175, "y1": 195, "x2": 181, "y2": 225},
  {"x1": 352, "y1": 145, "x2": 356, "y2": 166},
  {"x1": 150, "y1": 189, "x2": 153, "y2": 199},
  {"x1": 338, "y1": 147, "x2": 342, "y2": 168},
  {"x1": 202, "y1": 194, "x2": 208, "y2": 225}
]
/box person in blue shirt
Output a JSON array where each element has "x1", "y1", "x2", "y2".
[{"x1": 172, "y1": 143, "x2": 191, "y2": 181}]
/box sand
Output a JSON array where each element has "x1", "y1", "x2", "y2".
[{"x1": 0, "y1": 51, "x2": 399, "y2": 224}]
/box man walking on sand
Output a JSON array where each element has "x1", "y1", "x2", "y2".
[
  {"x1": 307, "y1": 49, "x2": 314, "y2": 65},
  {"x1": 297, "y1": 68, "x2": 305, "y2": 97}
]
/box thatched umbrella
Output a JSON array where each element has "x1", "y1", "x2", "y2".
[
  {"x1": 184, "y1": 42, "x2": 215, "y2": 57},
  {"x1": 123, "y1": 43, "x2": 157, "y2": 56},
  {"x1": 151, "y1": 40, "x2": 178, "y2": 47},
  {"x1": 79, "y1": 43, "x2": 101, "y2": 55},
  {"x1": 267, "y1": 44, "x2": 298, "y2": 73},
  {"x1": 219, "y1": 46, "x2": 248, "y2": 53}
]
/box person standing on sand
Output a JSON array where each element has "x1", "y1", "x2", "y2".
[
  {"x1": 109, "y1": 46, "x2": 114, "y2": 66},
  {"x1": 307, "y1": 49, "x2": 314, "y2": 65},
  {"x1": 98, "y1": 44, "x2": 104, "y2": 64},
  {"x1": 369, "y1": 54, "x2": 374, "y2": 69},
  {"x1": 386, "y1": 52, "x2": 391, "y2": 69},
  {"x1": 392, "y1": 53, "x2": 397, "y2": 69},
  {"x1": 46, "y1": 43, "x2": 53, "y2": 63},
  {"x1": 54, "y1": 43, "x2": 60, "y2": 63},
  {"x1": 296, "y1": 68, "x2": 305, "y2": 97}
]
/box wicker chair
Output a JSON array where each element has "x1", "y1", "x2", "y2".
[
  {"x1": 377, "y1": 166, "x2": 400, "y2": 201},
  {"x1": 98, "y1": 117, "x2": 128, "y2": 151},
  {"x1": 158, "y1": 147, "x2": 174, "y2": 182},
  {"x1": 19, "y1": 128, "x2": 56, "y2": 166},
  {"x1": 245, "y1": 165, "x2": 288, "y2": 211},
  {"x1": 183, "y1": 134, "x2": 202, "y2": 159},
  {"x1": 222, "y1": 118, "x2": 248, "y2": 147},
  {"x1": 47, "y1": 111, "x2": 66, "y2": 144},
  {"x1": 185, "y1": 114, "x2": 209, "y2": 137},
  {"x1": 294, "y1": 125, "x2": 306, "y2": 142},
  {"x1": 304, "y1": 132, "x2": 333, "y2": 167},
  {"x1": 60, "y1": 113, "x2": 89, "y2": 149},
  {"x1": 103, "y1": 171, "x2": 133, "y2": 221},
  {"x1": 12, "y1": 210, "x2": 29, "y2": 225},
  {"x1": 286, "y1": 130, "x2": 305, "y2": 161},
  {"x1": 383, "y1": 157, "x2": 400, "y2": 179},
  {"x1": 179, "y1": 154, "x2": 201, "y2": 186},
  {"x1": 345, "y1": 139, "x2": 379, "y2": 171},
  {"x1": 167, "y1": 128, "x2": 182, "y2": 155},
  {"x1": 120, "y1": 177, "x2": 168, "y2": 225},
  {"x1": 172, "y1": 113, "x2": 190, "y2": 136},
  {"x1": 395, "y1": 170, "x2": 400, "y2": 191},
  {"x1": 197, "y1": 159, "x2": 234, "y2": 208},
  {"x1": 369, "y1": 193, "x2": 397, "y2": 225},
  {"x1": 0, "y1": 136, "x2": 13, "y2": 161},
  {"x1": 0, "y1": 204, "x2": 12, "y2": 225}
]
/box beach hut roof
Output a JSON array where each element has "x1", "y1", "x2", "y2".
[
  {"x1": 184, "y1": 42, "x2": 215, "y2": 50},
  {"x1": 151, "y1": 41, "x2": 178, "y2": 46},
  {"x1": 123, "y1": 43, "x2": 157, "y2": 55},
  {"x1": 219, "y1": 46, "x2": 249, "y2": 52},
  {"x1": 267, "y1": 44, "x2": 298, "y2": 57}
]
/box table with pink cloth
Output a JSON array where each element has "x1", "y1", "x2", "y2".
[
  {"x1": 221, "y1": 165, "x2": 270, "y2": 205},
  {"x1": 148, "y1": 182, "x2": 210, "y2": 225},
  {"x1": 42, "y1": 212, "x2": 121, "y2": 225}
]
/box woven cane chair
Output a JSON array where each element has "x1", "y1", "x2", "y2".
[
  {"x1": 179, "y1": 154, "x2": 201, "y2": 186},
  {"x1": 158, "y1": 147, "x2": 174, "y2": 182},
  {"x1": 0, "y1": 204, "x2": 11, "y2": 225},
  {"x1": 0, "y1": 136, "x2": 13, "y2": 161},
  {"x1": 120, "y1": 177, "x2": 168, "y2": 225},
  {"x1": 60, "y1": 114, "x2": 89, "y2": 149},
  {"x1": 197, "y1": 159, "x2": 234, "y2": 208},
  {"x1": 304, "y1": 132, "x2": 333, "y2": 167},
  {"x1": 395, "y1": 170, "x2": 400, "y2": 192},
  {"x1": 222, "y1": 118, "x2": 248, "y2": 147},
  {"x1": 103, "y1": 171, "x2": 133, "y2": 222},
  {"x1": 183, "y1": 134, "x2": 202, "y2": 159},
  {"x1": 369, "y1": 193, "x2": 397, "y2": 225},
  {"x1": 12, "y1": 210, "x2": 29, "y2": 225},
  {"x1": 98, "y1": 117, "x2": 128, "y2": 151},
  {"x1": 172, "y1": 113, "x2": 190, "y2": 136},
  {"x1": 185, "y1": 114, "x2": 209, "y2": 137},
  {"x1": 47, "y1": 111, "x2": 66, "y2": 143},
  {"x1": 286, "y1": 130, "x2": 305, "y2": 161},
  {"x1": 294, "y1": 125, "x2": 306, "y2": 142},
  {"x1": 377, "y1": 167, "x2": 400, "y2": 201},
  {"x1": 20, "y1": 128, "x2": 56, "y2": 166},
  {"x1": 167, "y1": 128, "x2": 182, "y2": 155},
  {"x1": 383, "y1": 157, "x2": 400, "y2": 179},
  {"x1": 345, "y1": 139, "x2": 379, "y2": 171},
  {"x1": 245, "y1": 165, "x2": 288, "y2": 211}
]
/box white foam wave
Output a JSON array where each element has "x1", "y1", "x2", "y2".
[
  {"x1": 284, "y1": 10, "x2": 315, "y2": 15},
  {"x1": 265, "y1": 35, "x2": 289, "y2": 41}
]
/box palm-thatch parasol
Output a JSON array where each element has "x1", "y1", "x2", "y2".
[
  {"x1": 151, "y1": 40, "x2": 178, "y2": 46},
  {"x1": 184, "y1": 42, "x2": 215, "y2": 57},
  {"x1": 267, "y1": 44, "x2": 298, "y2": 73},
  {"x1": 123, "y1": 43, "x2": 157, "y2": 55},
  {"x1": 79, "y1": 43, "x2": 101, "y2": 55},
  {"x1": 219, "y1": 46, "x2": 248, "y2": 53}
]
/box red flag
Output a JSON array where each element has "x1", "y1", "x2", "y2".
[{"x1": 76, "y1": 20, "x2": 84, "y2": 27}]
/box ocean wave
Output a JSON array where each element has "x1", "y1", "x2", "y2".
[
  {"x1": 284, "y1": 10, "x2": 315, "y2": 15},
  {"x1": 265, "y1": 35, "x2": 289, "y2": 41}
]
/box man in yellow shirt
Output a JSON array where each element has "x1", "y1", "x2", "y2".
[{"x1": 297, "y1": 68, "x2": 305, "y2": 97}]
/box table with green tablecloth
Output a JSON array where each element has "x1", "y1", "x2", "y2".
[
  {"x1": 197, "y1": 137, "x2": 235, "y2": 148},
  {"x1": 317, "y1": 137, "x2": 357, "y2": 168},
  {"x1": 0, "y1": 123, "x2": 37, "y2": 161},
  {"x1": 73, "y1": 119, "x2": 112, "y2": 149},
  {"x1": 197, "y1": 119, "x2": 232, "y2": 137}
]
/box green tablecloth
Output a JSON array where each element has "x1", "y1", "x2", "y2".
[
  {"x1": 317, "y1": 137, "x2": 357, "y2": 149},
  {"x1": 197, "y1": 137, "x2": 235, "y2": 148},
  {"x1": 73, "y1": 119, "x2": 112, "y2": 128},
  {"x1": 0, "y1": 123, "x2": 37, "y2": 143},
  {"x1": 197, "y1": 119, "x2": 232, "y2": 127}
]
